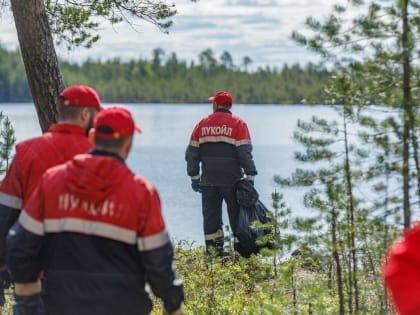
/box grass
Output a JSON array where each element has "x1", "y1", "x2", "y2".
[{"x1": 1, "y1": 242, "x2": 390, "y2": 315}]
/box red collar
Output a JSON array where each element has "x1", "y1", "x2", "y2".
[{"x1": 48, "y1": 123, "x2": 86, "y2": 135}]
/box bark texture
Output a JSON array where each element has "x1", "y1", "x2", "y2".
[{"x1": 10, "y1": 0, "x2": 63, "y2": 132}]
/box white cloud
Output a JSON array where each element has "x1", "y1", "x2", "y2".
[{"x1": 0, "y1": 0, "x2": 351, "y2": 69}]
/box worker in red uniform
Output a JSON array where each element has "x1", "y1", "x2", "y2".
[
  {"x1": 383, "y1": 223, "x2": 420, "y2": 315},
  {"x1": 185, "y1": 91, "x2": 257, "y2": 256},
  {"x1": 0, "y1": 84, "x2": 102, "y2": 305},
  {"x1": 7, "y1": 106, "x2": 184, "y2": 315}
]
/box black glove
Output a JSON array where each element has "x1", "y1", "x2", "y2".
[
  {"x1": 191, "y1": 179, "x2": 202, "y2": 193},
  {"x1": 0, "y1": 269, "x2": 11, "y2": 306},
  {"x1": 13, "y1": 293, "x2": 45, "y2": 315}
]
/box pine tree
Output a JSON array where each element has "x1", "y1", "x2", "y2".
[
  {"x1": 292, "y1": 0, "x2": 420, "y2": 229},
  {"x1": 0, "y1": 111, "x2": 15, "y2": 175}
]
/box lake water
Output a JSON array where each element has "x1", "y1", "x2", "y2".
[{"x1": 1, "y1": 103, "x2": 340, "y2": 246}]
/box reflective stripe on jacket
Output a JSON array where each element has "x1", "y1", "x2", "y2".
[
  {"x1": 7, "y1": 152, "x2": 184, "y2": 315},
  {"x1": 0, "y1": 123, "x2": 91, "y2": 266},
  {"x1": 185, "y1": 108, "x2": 257, "y2": 186}
]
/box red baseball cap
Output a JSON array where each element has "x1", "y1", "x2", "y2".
[
  {"x1": 94, "y1": 106, "x2": 142, "y2": 139},
  {"x1": 208, "y1": 91, "x2": 233, "y2": 108},
  {"x1": 57, "y1": 85, "x2": 102, "y2": 111}
]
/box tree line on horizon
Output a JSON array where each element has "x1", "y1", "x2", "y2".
[
  {"x1": 2, "y1": 0, "x2": 420, "y2": 313},
  {"x1": 0, "y1": 45, "x2": 331, "y2": 104}
]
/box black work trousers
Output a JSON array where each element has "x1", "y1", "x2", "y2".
[{"x1": 201, "y1": 186, "x2": 239, "y2": 251}]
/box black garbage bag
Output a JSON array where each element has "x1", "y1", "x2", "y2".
[
  {"x1": 235, "y1": 178, "x2": 259, "y2": 208},
  {"x1": 234, "y1": 179, "x2": 272, "y2": 258}
]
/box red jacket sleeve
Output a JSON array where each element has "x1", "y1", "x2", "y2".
[
  {"x1": 134, "y1": 178, "x2": 184, "y2": 312},
  {"x1": 0, "y1": 150, "x2": 24, "y2": 210},
  {"x1": 383, "y1": 223, "x2": 420, "y2": 315}
]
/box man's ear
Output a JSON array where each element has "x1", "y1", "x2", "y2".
[
  {"x1": 88, "y1": 128, "x2": 95, "y2": 146},
  {"x1": 81, "y1": 107, "x2": 91, "y2": 121},
  {"x1": 121, "y1": 137, "x2": 133, "y2": 160}
]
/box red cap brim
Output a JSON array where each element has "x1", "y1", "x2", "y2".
[{"x1": 135, "y1": 125, "x2": 142, "y2": 133}]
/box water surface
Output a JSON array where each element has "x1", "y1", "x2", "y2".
[{"x1": 1, "y1": 103, "x2": 338, "y2": 246}]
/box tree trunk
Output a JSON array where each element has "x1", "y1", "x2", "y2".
[
  {"x1": 292, "y1": 267, "x2": 298, "y2": 315},
  {"x1": 332, "y1": 212, "x2": 345, "y2": 315},
  {"x1": 401, "y1": 0, "x2": 420, "y2": 224},
  {"x1": 401, "y1": 0, "x2": 412, "y2": 229},
  {"x1": 410, "y1": 131, "x2": 420, "y2": 216},
  {"x1": 10, "y1": 0, "x2": 63, "y2": 132},
  {"x1": 343, "y1": 111, "x2": 359, "y2": 313}
]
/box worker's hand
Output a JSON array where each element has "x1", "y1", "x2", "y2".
[
  {"x1": 191, "y1": 179, "x2": 202, "y2": 193},
  {"x1": 163, "y1": 305, "x2": 185, "y2": 315},
  {"x1": 13, "y1": 293, "x2": 45, "y2": 315},
  {"x1": 0, "y1": 268, "x2": 11, "y2": 306}
]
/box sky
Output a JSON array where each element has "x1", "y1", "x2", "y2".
[{"x1": 0, "y1": 0, "x2": 348, "y2": 70}]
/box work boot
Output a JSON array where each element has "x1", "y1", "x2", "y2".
[{"x1": 205, "y1": 236, "x2": 225, "y2": 257}]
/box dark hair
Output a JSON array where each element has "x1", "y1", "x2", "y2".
[
  {"x1": 57, "y1": 105, "x2": 98, "y2": 121},
  {"x1": 94, "y1": 135, "x2": 131, "y2": 151},
  {"x1": 57, "y1": 105, "x2": 84, "y2": 121}
]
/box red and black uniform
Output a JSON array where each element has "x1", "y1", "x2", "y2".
[
  {"x1": 383, "y1": 223, "x2": 420, "y2": 315},
  {"x1": 185, "y1": 108, "x2": 257, "y2": 252},
  {"x1": 0, "y1": 124, "x2": 92, "y2": 266},
  {"x1": 7, "y1": 150, "x2": 184, "y2": 315}
]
